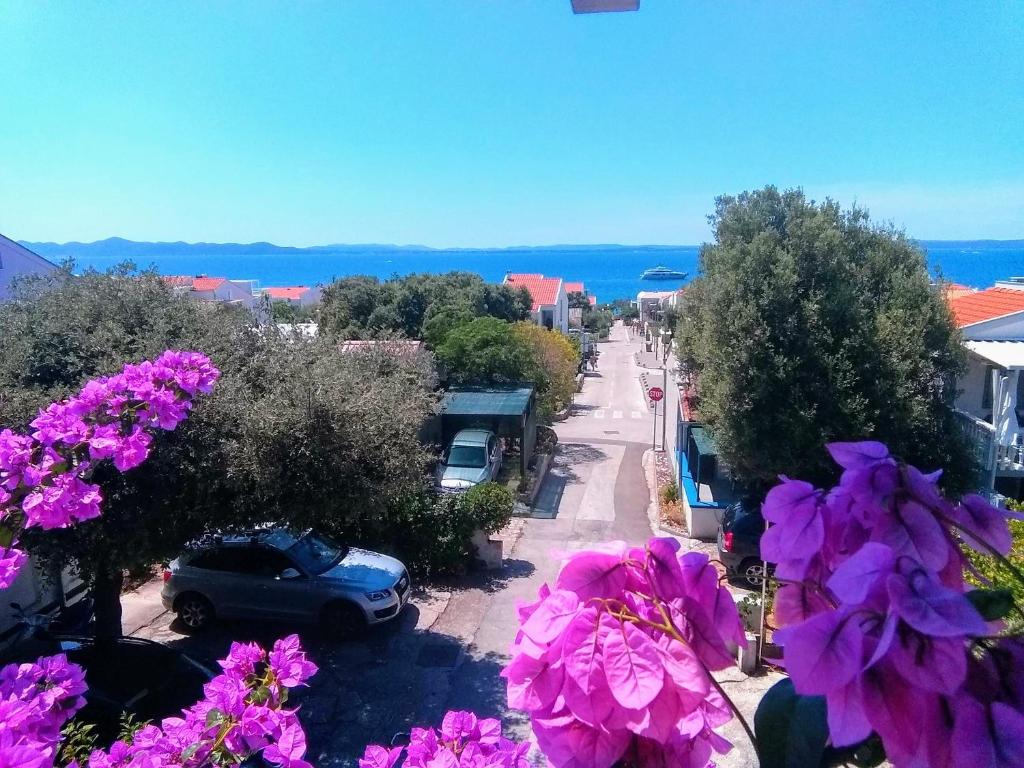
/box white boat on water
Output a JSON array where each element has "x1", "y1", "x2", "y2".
[{"x1": 640, "y1": 265, "x2": 687, "y2": 280}]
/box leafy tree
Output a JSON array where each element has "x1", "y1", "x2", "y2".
[
  {"x1": 676, "y1": 187, "x2": 971, "y2": 490},
  {"x1": 2, "y1": 266, "x2": 437, "y2": 635},
  {"x1": 269, "y1": 299, "x2": 315, "y2": 323},
  {"x1": 513, "y1": 322, "x2": 579, "y2": 420},
  {"x1": 567, "y1": 291, "x2": 590, "y2": 310},
  {"x1": 318, "y1": 272, "x2": 530, "y2": 343},
  {"x1": 435, "y1": 317, "x2": 533, "y2": 385},
  {"x1": 436, "y1": 317, "x2": 578, "y2": 421}
]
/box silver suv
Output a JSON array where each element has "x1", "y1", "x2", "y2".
[
  {"x1": 161, "y1": 530, "x2": 410, "y2": 637},
  {"x1": 438, "y1": 429, "x2": 503, "y2": 492}
]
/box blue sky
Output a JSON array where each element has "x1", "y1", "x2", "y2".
[{"x1": 1, "y1": 1, "x2": 1021, "y2": 246}]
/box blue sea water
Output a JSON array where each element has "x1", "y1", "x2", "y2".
[{"x1": 65, "y1": 243, "x2": 1024, "y2": 303}]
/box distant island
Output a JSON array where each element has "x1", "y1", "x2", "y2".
[{"x1": 20, "y1": 237, "x2": 1024, "y2": 261}]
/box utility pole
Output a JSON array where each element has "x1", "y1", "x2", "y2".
[
  {"x1": 661, "y1": 364, "x2": 667, "y2": 452},
  {"x1": 652, "y1": 397, "x2": 658, "y2": 453}
]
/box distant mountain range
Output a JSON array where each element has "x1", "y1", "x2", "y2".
[{"x1": 19, "y1": 236, "x2": 1024, "y2": 261}]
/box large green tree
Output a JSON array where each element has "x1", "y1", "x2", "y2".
[
  {"x1": 676, "y1": 187, "x2": 972, "y2": 490},
  {"x1": 318, "y1": 272, "x2": 531, "y2": 342},
  {"x1": 1, "y1": 266, "x2": 437, "y2": 635}
]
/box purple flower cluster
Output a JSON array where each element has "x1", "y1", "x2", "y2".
[
  {"x1": 0, "y1": 654, "x2": 88, "y2": 767},
  {"x1": 359, "y1": 710, "x2": 529, "y2": 768},
  {"x1": 503, "y1": 538, "x2": 745, "y2": 768},
  {"x1": 80, "y1": 634, "x2": 316, "y2": 768},
  {"x1": 0, "y1": 351, "x2": 219, "y2": 589},
  {"x1": 764, "y1": 441, "x2": 1024, "y2": 767}
]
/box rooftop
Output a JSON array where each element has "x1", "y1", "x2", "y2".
[
  {"x1": 949, "y1": 287, "x2": 1024, "y2": 327},
  {"x1": 264, "y1": 286, "x2": 310, "y2": 300},
  {"x1": 504, "y1": 273, "x2": 563, "y2": 311},
  {"x1": 564, "y1": 281, "x2": 585, "y2": 295}
]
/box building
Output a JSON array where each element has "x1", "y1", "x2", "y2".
[
  {"x1": 0, "y1": 234, "x2": 58, "y2": 301},
  {"x1": 635, "y1": 290, "x2": 673, "y2": 322},
  {"x1": 948, "y1": 279, "x2": 1024, "y2": 496},
  {"x1": 504, "y1": 273, "x2": 569, "y2": 333},
  {"x1": 263, "y1": 285, "x2": 323, "y2": 307},
  {"x1": 163, "y1": 275, "x2": 262, "y2": 313}
]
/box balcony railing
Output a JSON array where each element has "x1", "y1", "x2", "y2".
[{"x1": 954, "y1": 409, "x2": 1024, "y2": 476}]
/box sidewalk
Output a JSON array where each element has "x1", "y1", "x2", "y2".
[{"x1": 121, "y1": 575, "x2": 169, "y2": 636}]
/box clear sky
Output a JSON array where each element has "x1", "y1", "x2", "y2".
[{"x1": 1, "y1": 1, "x2": 1021, "y2": 247}]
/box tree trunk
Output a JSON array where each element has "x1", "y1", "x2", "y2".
[{"x1": 93, "y1": 565, "x2": 124, "y2": 639}]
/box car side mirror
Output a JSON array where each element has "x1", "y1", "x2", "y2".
[{"x1": 279, "y1": 568, "x2": 301, "y2": 580}]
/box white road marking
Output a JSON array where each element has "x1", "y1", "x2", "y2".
[
  {"x1": 631, "y1": 411, "x2": 643, "y2": 419},
  {"x1": 612, "y1": 411, "x2": 623, "y2": 419},
  {"x1": 593, "y1": 409, "x2": 606, "y2": 419}
]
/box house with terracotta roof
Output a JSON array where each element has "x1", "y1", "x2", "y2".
[
  {"x1": 948, "y1": 279, "x2": 1024, "y2": 494},
  {"x1": 262, "y1": 285, "x2": 323, "y2": 307},
  {"x1": 503, "y1": 273, "x2": 569, "y2": 333},
  {"x1": 163, "y1": 274, "x2": 261, "y2": 313},
  {"x1": 0, "y1": 233, "x2": 58, "y2": 301}
]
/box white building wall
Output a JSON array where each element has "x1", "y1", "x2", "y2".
[
  {"x1": 962, "y1": 313, "x2": 1024, "y2": 341},
  {"x1": 0, "y1": 235, "x2": 58, "y2": 301},
  {"x1": 956, "y1": 353, "x2": 994, "y2": 421},
  {"x1": 555, "y1": 284, "x2": 569, "y2": 333}
]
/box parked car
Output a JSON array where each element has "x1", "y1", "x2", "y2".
[
  {"x1": 2, "y1": 623, "x2": 215, "y2": 743},
  {"x1": 716, "y1": 501, "x2": 767, "y2": 587},
  {"x1": 437, "y1": 429, "x2": 503, "y2": 492},
  {"x1": 162, "y1": 529, "x2": 410, "y2": 637}
]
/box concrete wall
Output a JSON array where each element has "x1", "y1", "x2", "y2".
[{"x1": 0, "y1": 235, "x2": 57, "y2": 301}]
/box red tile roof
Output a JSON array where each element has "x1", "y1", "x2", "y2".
[
  {"x1": 564, "y1": 281, "x2": 585, "y2": 295},
  {"x1": 191, "y1": 277, "x2": 226, "y2": 292},
  {"x1": 264, "y1": 286, "x2": 309, "y2": 301},
  {"x1": 162, "y1": 275, "x2": 194, "y2": 288},
  {"x1": 588, "y1": 296, "x2": 597, "y2": 306},
  {"x1": 949, "y1": 287, "x2": 1024, "y2": 327},
  {"x1": 504, "y1": 274, "x2": 563, "y2": 311}
]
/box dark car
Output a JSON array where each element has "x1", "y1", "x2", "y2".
[
  {"x1": 2, "y1": 634, "x2": 215, "y2": 742},
  {"x1": 717, "y1": 501, "x2": 767, "y2": 587}
]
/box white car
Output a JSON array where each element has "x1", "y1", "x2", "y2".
[{"x1": 438, "y1": 429, "x2": 503, "y2": 492}]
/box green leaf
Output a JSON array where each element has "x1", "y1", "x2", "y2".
[
  {"x1": 0, "y1": 525, "x2": 15, "y2": 549},
  {"x1": 205, "y1": 707, "x2": 224, "y2": 727},
  {"x1": 966, "y1": 587, "x2": 1015, "y2": 621},
  {"x1": 754, "y1": 677, "x2": 830, "y2": 768}
]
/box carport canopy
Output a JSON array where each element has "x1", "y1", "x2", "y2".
[
  {"x1": 440, "y1": 387, "x2": 533, "y2": 416},
  {"x1": 439, "y1": 387, "x2": 537, "y2": 477}
]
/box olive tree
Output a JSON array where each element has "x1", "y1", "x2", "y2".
[{"x1": 676, "y1": 187, "x2": 972, "y2": 491}]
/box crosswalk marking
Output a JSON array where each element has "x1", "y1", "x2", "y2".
[
  {"x1": 612, "y1": 411, "x2": 623, "y2": 419},
  {"x1": 631, "y1": 411, "x2": 643, "y2": 419},
  {"x1": 593, "y1": 409, "x2": 605, "y2": 419}
]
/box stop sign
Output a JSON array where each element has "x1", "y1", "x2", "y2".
[{"x1": 648, "y1": 386, "x2": 664, "y2": 402}]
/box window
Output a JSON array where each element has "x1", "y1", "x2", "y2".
[
  {"x1": 982, "y1": 365, "x2": 996, "y2": 410},
  {"x1": 287, "y1": 534, "x2": 344, "y2": 576},
  {"x1": 189, "y1": 547, "x2": 292, "y2": 577},
  {"x1": 448, "y1": 445, "x2": 486, "y2": 468}
]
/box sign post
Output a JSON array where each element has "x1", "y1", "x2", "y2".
[{"x1": 648, "y1": 386, "x2": 664, "y2": 451}]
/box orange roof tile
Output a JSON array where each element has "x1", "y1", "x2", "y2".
[
  {"x1": 191, "y1": 277, "x2": 226, "y2": 292},
  {"x1": 505, "y1": 273, "x2": 562, "y2": 311},
  {"x1": 564, "y1": 281, "x2": 585, "y2": 295},
  {"x1": 264, "y1": 286, "x2": 309, "y2": 300},
  {"x1": 949, "y1": 287, "x2": 1024, "y2": 327},
  {"x1": 162, "y1": 275, "x2": 194, "y2": 288}
]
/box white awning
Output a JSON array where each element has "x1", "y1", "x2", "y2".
[{"x1": 965, "y1": 340, "x2": 1024, "y2": 370}]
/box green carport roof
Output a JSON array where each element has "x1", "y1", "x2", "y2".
[
  {"x1": 440, "y1": 387, "x2": 534, "y2": 417},
  {"x1": 689, "y1": 426, "x2": 718, "y2": 458}
]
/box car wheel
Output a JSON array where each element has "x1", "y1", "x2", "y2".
[
  {"x1": 321, "y1": 601, "x2": 366, "y2": 640},
  {"x1": 176, "y1": 594, "x2": 214, "y2": 632},
  {"x1": 739, "y1": 559, "x2": 766, "y2": 588}
]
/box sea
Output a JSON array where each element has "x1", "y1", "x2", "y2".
[{"x1": 47, "y1": 242, "x2": 1024, "y2": 304}]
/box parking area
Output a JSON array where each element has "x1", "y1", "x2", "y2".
[{"x1": 127, "y1": 566, "x2": 530, "y2": 768}]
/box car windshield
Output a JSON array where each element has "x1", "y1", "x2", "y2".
[
  {"x1": 447, "y1": 445, "x2": 486, "y2": 468},
  {"x1": 286, "y1": 534, "x2": 346, "y2": 575}
]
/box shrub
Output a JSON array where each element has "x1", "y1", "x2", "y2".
[
  {"x1": 660, "y1": 481, "x2": 679, "y2": 505},
  {"x1": 391, "y1": 483, "x2": 514, "y2": 577},
  {"x1": 965, "y1": 498, "x2": 1024, "y2": 613}
]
